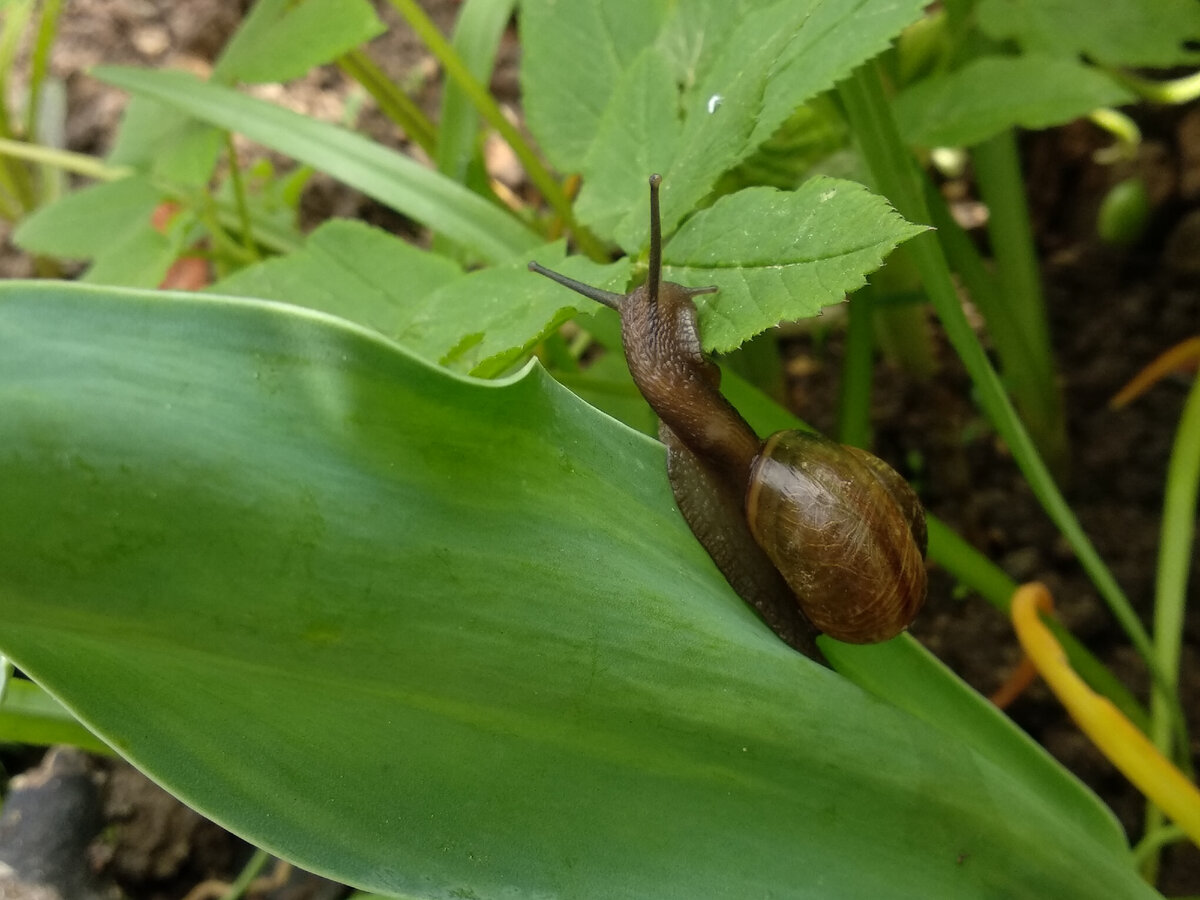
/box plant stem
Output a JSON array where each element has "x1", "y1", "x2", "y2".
[
  {"x1": 971, "y1": 129, "x2": 1069, "y2": 475},
  {"x1": 838, "y1": 286, "x2": 876, "y2": 448},
  {"x1": 928, "y1": 517, "x2": 1147, "y2": 728},
  {"x1": 1107, "y1": 66, "x2": 1200, "y2": 105},
  {"x1": 1148, "y1": 372, "x2": 1200, "y2": 762},
  {"x1": 0, "y1": 0, "x2": 38, "y2": 212},
  {"x1": 0, "y1": 172, "x2": 21, "y2": 220},
  {"x1": 837, "y1": 62, "x2": 1179, "y2": 725},
  {"x1": 383, "y1": 0, "x2": 605, "y2": 258},
  {"x1": 1142, "y1": 373, "x2": 1200, "y2": 879},
  {"x1": 430, "y1": 0, "x2": 515, "y2": 260},
  {"x1": 1089, "y1": 108, "x2": 1141, "y2": 161},
  {"x1": 434, "y1": 0, "x2": 514, "y2": 185},
  {"x1": 224, "y1": 134, "x2": 258, "y2": 260},
  {"x1": 0, "y1": 136, "x2": 132, "y2": 180},
  {"x1": 219, "y1": 847, "x2": 271, "y2": 900},
  {"x1": 23, "y1": 0, "x2": 63, "y2": 141},
  {"x1": 1132, "y1": 824, "x2": 1186, "y2": 868},
  {"x1": 1012, "y1": 584, "x2": 1200, "y2": 850},
  {"x1": 338, "y1": 49, "x2": 439, "y2": 158}
]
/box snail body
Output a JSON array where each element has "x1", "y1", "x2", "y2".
[{"x1": 529, "y1": 175, "x2": 926, "y2": 657}]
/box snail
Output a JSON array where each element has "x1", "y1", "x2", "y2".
[{"x1": 529, "y1": 175, "x2": 927, "y2": 660}]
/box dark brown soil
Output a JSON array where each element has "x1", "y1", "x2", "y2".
[{"x1": 1, "y1": 1, "x2": 1197, "y2": 897}]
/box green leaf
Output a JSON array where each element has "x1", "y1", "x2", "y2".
[
  {"x1": 214, "y1": 0, "x2": 385, "y2": 84},
  {"x1": 0, "y1": 282, "x2": 1158, "y2": 900},
  {"x1": 574, "y1": 49, "x2": 680, "y2": 253},
  {"x1": 894, "y1": 56, "x2": 1136, "y2": 148},
  {"x1": 0, "y1": 679, "x2": 111, "y2": 754},
  {"x1": 662, "y1": 177, "x2": 928, "y2": 352},
  {"x1": 822, "y1": 637, "x2": 1127, "y2": 851},
  {"x1": 403, "y1": 251, "x2": 632, "y2": 376},
  {"x1": 213, "y1": 224, "x2": 630, "y2": 376},
  {"x1": 93, "y1": 67, "x2": 541, "y2": 264},
  {"x1": 13, "y1": 175, "x2": 161, "y2": 257},
  {"x1": 734, "y1": 0, "x2": 931, "y2": 162},
  {"x1": 12, "y1": 175, "x2": 178, "y2": 287},
  {"x1": 977, "y1": 0, "x2": 1200, "y2": 67},
  {"x1": 211, "y1": 158, "x2": 309, "y2": 257},
  {"x1": 107, "y1": 98, "x2": 224, "y2": 188},
  {"x1": 79, "y1": 224, "x2": 177, "y2": 288},
  {"x1": 210, "y1": 219, "x2": 462, "y2": 344},
  {"x1": 538, "y1": 0, "x2": 928, "y2": 245},
  {"x1": 518, "y1": 0, "x2": 670, "y2": 173},
  {"x1": 714, "y1": 96, "x2": 851, "y2": 194},
  {"x1": 435, "y1": 0, "x2": 516, "y2": 186},
  {"x1": 663, "y1": 0, "x2": 928, "y2": 231}
]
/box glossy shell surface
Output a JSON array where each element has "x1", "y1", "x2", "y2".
[{"x1": 745, "y1": 431, "x2": 927, "y2": 643}]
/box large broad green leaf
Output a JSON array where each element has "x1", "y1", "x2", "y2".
[
  {"x1": 893, "y1": 55, "x2": 1135, "y2": 149},
  {"x1": 92, "y1": 67, "x2": 540, "y2": 264},
  {"x1": 0, "y1": 283, "x2": 1158, "y2": 900}
]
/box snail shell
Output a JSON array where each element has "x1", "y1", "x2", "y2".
[{"x1": 745, "y1": 431, "x2": 927, "y2": 643}]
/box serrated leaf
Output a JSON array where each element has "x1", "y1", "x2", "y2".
[
  {"x1": 654, "y1": 0, "x2": 778, "y2": 91},
  {"x1": 215, "y1": 226, "x2": 630, "y2": 377},
  {"x1": 0, "y1": 282, "x2": 1157, "y2": 900},
  {"x1": 404, "y1": 252, "x2": 632, "y2": 376},
  {"x1": 574, "y1": 49, "x2": 681, "y2": 251},
  {"x1": 894, "y1": 55, "x2": 1135, "y2": 148},
  {"x1": 662, "y1": 178, "x2": 927, "y2": 352},
  {"x1": 736, "y1": 0, "x2": 930, "y2": 158},
  {"x1": 215, "y1": 0, "x2": 385, "y2": 84},
  {"x1": 605, "y1": 0, "x2": 817, "y2": 242},
  {"x1": 978, "y1": 0, "x2": 1200, "y2": 67},
  {"x1": 210, "y1": 219, "x2": 462, "y2": 343},
  {"x1": 662, "y1": 0, "x2": 929, "y2": 232},
  {"x1": 714, "y1": 96, "x2": 850, "y2": 194},
  {"x1": 557, "y1": 0, "x2": 928, "y2": 250},
  {"x1": 518, "y1": 0, "x2": 670, "y2": 173}
]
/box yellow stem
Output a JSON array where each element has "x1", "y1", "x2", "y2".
[
  {"x1": 1011, "y1": 583, "x2": 1200, "y2": 848},
  {"x1": 1110, "y1": 336, "x2": 1200, "y2": 409}
]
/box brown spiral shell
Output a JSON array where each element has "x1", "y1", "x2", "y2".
[{"x1": 745, "y1": 431, "x2": 927, "y2": 643}]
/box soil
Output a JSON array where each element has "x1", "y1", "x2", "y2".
[{"x1": 0, "y1": 1, "x2": 1197, "y2": 898}]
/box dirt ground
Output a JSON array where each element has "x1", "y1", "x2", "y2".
[{"x1": 1, "y1": 1, "x2": 1197, "y2": 898}]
